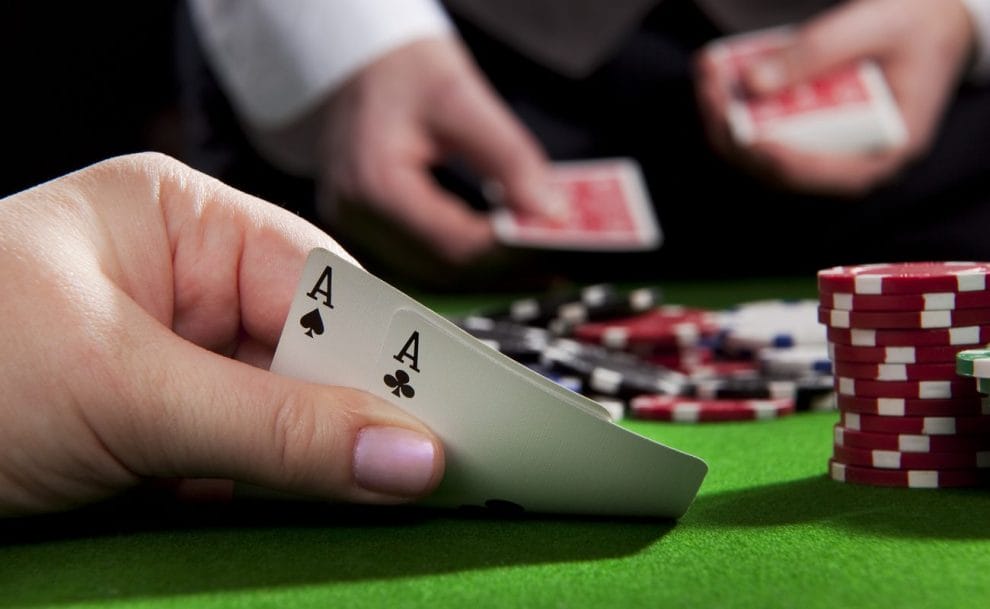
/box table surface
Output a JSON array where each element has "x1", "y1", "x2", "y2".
[{"x1": 4, "y1": 277, "x2": 990, "y2": 609}]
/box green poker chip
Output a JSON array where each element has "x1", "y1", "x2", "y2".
[{"x1": 956, "y1": 348, "x2": 990, "y2": 377}]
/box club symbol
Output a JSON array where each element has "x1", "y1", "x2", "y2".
[{"x1": 383, "y1": 369, "x2": 415, "y2": 398}]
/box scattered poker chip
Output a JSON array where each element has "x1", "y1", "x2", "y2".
[
  {"x1": 794, "y1": 375, "x2": 836, "y2": 411},
  {"x1": 835, "y1": 376, "x2": 979, "y2": 399},
  {"x1": 828, "y1": 342, "x2": 971, "y2": 364},
  {"x1": 481, "y1": 284, "x2": 659, "y2": 326},
  {"x1": 818, "y1": 262, "x2": 990, "y2": 295},
  {"x1": 822, "y1": 290, "x2": 990, "y2": 312},
  {"x1": 829, "y1": 460, "x2": 990, "y2": 488},
  {"x1": 642, "y1": 346, "x2": 714, "y2": 371},
  {"x1": 684, "y1": 360, "x2": 761, "y2": 380},
  {"x1": 555, "y1": 285, "x2": 664, "y2": 326},
  {"x1": 841, "y1": 411, "x2": 990, "y2": 435},
  {"x1": 758, "y1": 345, "x2": 832, "y2": 377},
  {"x1": 717, "y1": 299, "x2": 826, "y2": 351},
  {"x1": 458, "y1": 316, "x2": 550, "y2": 363},
  {"x1": 818, "y1": 306, "x2": 990, "y2": 329},
  {"x1": 836, "y1": 394, "x2": 990, "y2": 417},
  {"x1": 834, "y1": 424, "x2": 990, "y2": 453},
  {"x1": 573, "y1": 306, "x2": 719, "y2": 349},
  {"x1": 831, "y1": 361, "x2": 957, "y2": 381},
  {"x1": 540, "y1": 339, "x2": 691, "y2": 398},
  {"x1": 590, "y1": 396, "x2": 626, "y2": 422},
  {"x1": 630, "y1": 395, "x2": 794, "y2": 422},
  {"x1": 525, "y1": 363, "x2": 584, "y2": 394},
  {"x1": 832, "y1": 444, "x2": 990, "y2": 470},
  {"x1": 692, "y1": 376, "x2": 797, "y2": 400},
  {"x1": 826, "y1": 325, "x2": 990, "y2": 347},
  {"x1": 955, "y1": 348, "x2": 990, "y2": 377}
]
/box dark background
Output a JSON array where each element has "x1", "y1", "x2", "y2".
[{"x1": 1, "y1": 2, "x2": 182, "y2": 198}]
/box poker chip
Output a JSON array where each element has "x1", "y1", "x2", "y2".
[
  {"x1": 835, "y1": 376, "x2": 979, "y2": 399},
  {"x1": 818, "y1": 262, "x2": 990, "y2": 295},
  {"x1": 630, "y1": 395, "x2": 794, "y2": 422},
  {"x1": 836, "y1": 394, "x2": 990, "y2": 417},
  {"x1": 555, "y1": 285, "x2": 664, "y2": 325},
  {"x1": 540, "y1": 339, "x2": 691, "y2": 398},
  {"x1": 831, "y1": 361, "x2": 957, "y2": 381},
  {"x1": 822, "y1": 290, "x2": 990, "y2": 312},
  {"x1": 458, "y1": 316, "x2": 549, "y2": 363},
  {"x1": 590, "y1": 396, "x2": 625, "y2": 422},
  {"x1": 826, "y1": 325, "x2": 990, "y2": 347},
  {"x1": 828, "y1": 342, "x2": 972, "y2": 364},
  {"x1": 818, "y1": 306, "x2": 990, "y2": 329},
  {"x1": 829, "y1": 460, "x2": 990, "y2": 488},
  {"x1": 758, "y1": 345, "x2": 832, "y2": 378},
  {"x1": 832, "y1": 444, "x2": 990, "y2": 470},
  {"x1": 573, "y1": 306, "x2": 719, "y2": 349},
  {"x1": 955, "y1": 348, "x2": 990, "y2": 377},
  {"x1": 717, "y1": 299, "x2": 825, "y2": 351},
  {"x1": 683, "y1": 360, "x2": 761, "y2": 380},
  {"x1": 692, "y1": 376, "x2": 797, "y2": 400},
  {"x1": 840, "y1": 411, "x2": 990, "y2": 435},
  {"x1": 525, "y1": 363, "x2": 584, "y2": 394},
  {"x1": 834, "y1": 424, "x2": 990, "y2": 453},
  {"x1": 975, "y1": 378, "x2": 990, "y2": 395}
]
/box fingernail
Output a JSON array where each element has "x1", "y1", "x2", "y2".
[
  {"x1": 749, "y1": 59, "x2": 785, "y2": 93},
  {"x1": 353, "y1": 426, "x2": 439, "y2": 497}
]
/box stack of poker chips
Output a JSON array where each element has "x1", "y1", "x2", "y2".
[{"x1": 818, "y1": 262, "x2": 990, "y2": 488}]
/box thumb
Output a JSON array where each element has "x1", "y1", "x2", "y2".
[
  {"x1": 107, "y1": 331, "x2": 445, "y2": 505},
  {"x1": 742, "y1": 3, "x2": 889, "y2": 96}
]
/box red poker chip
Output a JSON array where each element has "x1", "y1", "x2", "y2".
[
  {"x1": 835, "y1": 376, "x2": 979, "y2": 400},
  {"x1": 630, "y1": 395, "x2": 794, "y2": 422},
  {"x1": 683, "y1": 360, "x2": 761, "y2": 380},
  {"x1": 818, "y1": 262, "x2": 990, "y2": 295},
  {"x1": 819, "y1": 306, "x2": 990, "y2": 330},
  {"x1": 821, "y1": 290, "x2": 990, "y2": 312},
  {"x1": 829, "y1": 460, "x2": 990, "y2": 488},
  {"x1": 841, "y1": 411, "x2": 990, "y2": 435},
  {"x1": 831, "y1": 361, "x2": 957, "y2": 381},
  {"x1": 573, "y1": 306, "x2": 719, "y2": 349},
  {"x1": 836, "y1": 394, "x2": 990, "y2": 417},
  {"x1": 834, "y1": 424, "x2": 990, "y2": 453},
  {"x1": 828, "y1": 342, "x2": 970, "y2": 364},
  {"x1": 826, "y1": 325, "x2": 990, "y2": 347},
  {"x1": 832, "y1": 444, "x2": 990, "y2": 470}
]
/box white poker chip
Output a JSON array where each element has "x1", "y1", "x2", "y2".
[
  {"x1": 758, "y1": 344, "x2": 832, "y2": 378},
  {"x1": 718, "y1": 299, "x2": 826, "y2": 351}
]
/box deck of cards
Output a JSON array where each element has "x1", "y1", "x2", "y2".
[
  {"x1": 270, "y1": 247, "x2": 707, "y2": 518},
  {"x1": 490, "y1": 158, "x2": 662, "y2": 251},
  {"x1": 707, "y1": 27, "x2": 907, "y2": 154}
]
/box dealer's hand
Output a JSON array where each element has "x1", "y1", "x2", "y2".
[{"x1": 695, "y1": 0, "x2": 974, "y2": 195}]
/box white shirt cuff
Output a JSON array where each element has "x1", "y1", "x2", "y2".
[
  {"x1": 962, "y1": 0, "x2": 990, "y2": 81},
  {"x1": 189, "y1": 0, "x2": 452, "y2": 129}
]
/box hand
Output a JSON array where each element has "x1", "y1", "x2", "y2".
[
  {"x1": 317, "y1": 36, "x2": 553, "y2": 270},
  {"x1": 0, "y1": 153, "x2": 444, "y2": 516},
  {"x1": 695, "y1": 0, "x2": 975, "y2": 195}
]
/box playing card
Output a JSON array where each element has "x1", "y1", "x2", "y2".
[
  {"x1": 490, "y1": 158, "x2": 662, "y2": 251},
  {"x1": 270, "y1": 247, "x2": 707, "y2": 518},
  {"x1": 707, "y1": 26, "x2": 907, "y2": 154}
]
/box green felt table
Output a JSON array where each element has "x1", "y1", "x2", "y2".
[{"x1": 4, "y1": 278, "x2": 990, "y2": 609}]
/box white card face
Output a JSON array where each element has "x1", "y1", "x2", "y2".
[
  {"x1": 490, "y1": 158, "x2": 662, "y2": 251},
  {"x1": 270, "y1": 248, "x2": 708, "y2": 518},
  {"x1": 707, "y1": 26, "x2": 907, "y2": 154}
]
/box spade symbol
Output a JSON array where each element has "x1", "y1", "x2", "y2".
[
  {"x1": 299, "y1": 308, "x2": 325, "y2": 338},
  {"x1": 383, "y1": 369, "x2": 415, "y2": 398}
]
